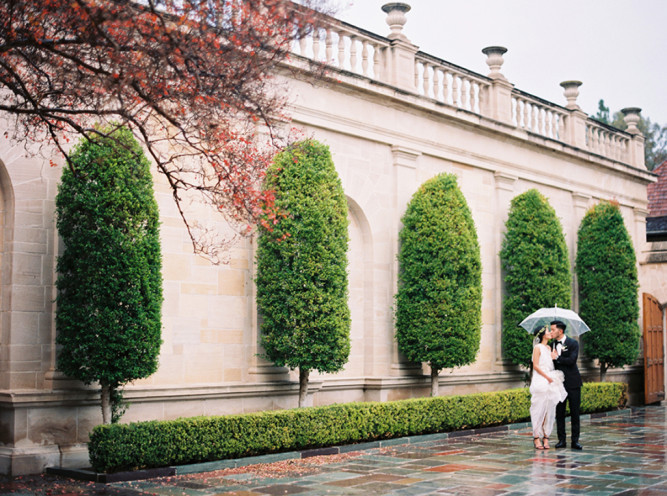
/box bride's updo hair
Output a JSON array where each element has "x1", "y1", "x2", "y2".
[{"x1": 534, "y1": 325, "x2": 548, "y2": 344}]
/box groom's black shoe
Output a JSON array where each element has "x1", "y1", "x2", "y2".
[
  {"x1": 571, "y1": 442, "x2": 583, "y2": 450},
  {"x1": 555, "y1": 440, "x2": 567, "y2": 449}
]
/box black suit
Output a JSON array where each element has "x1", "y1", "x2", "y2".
[{"x1": 553, "y1": 336, "x2": 582, "y2": 444}]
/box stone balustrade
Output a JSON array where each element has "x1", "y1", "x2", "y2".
[
  {"x1": 511, "y1": 90, "x2": 567, "y2": 141},
  {"x1": 291, "y1": 19, "x2": 391, "y2": 81},
  {"x1": 414, "y1": 53, "x2": 489, "y2": 114},
  {"x1": 585, "y1": 119, "x2": 630, "y2": 161},
  {"x1": 288, "y1": 2, "x2": 645, "y2": 169}
]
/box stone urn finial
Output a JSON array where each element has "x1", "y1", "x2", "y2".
[
  {"x1": 482, "y1": 46, "x2": 508, "y2": 80},
  {"x1": 382, "y1": 2, "x2": 411, "y2": 42},
  {"x1": 560, "y1": 80, "x2": 583, "y2": 110},
  {"x1": 621, "y1": 107, "x2": 642, "y2": 135}
]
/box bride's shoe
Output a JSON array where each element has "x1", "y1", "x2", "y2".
[
  {"x1": 533, "y1": 437, "x2": 544, "y2": 450},
  {"x1": 542, "y1": 436, "x2": 550, "y2": 449}
]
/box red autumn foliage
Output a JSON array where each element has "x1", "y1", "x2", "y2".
[{"x1": 0, "y1": 0, "x2": 328, "y2": 261}]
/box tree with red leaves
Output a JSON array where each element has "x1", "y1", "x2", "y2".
[{"x1": 0, "y1": 0, "x2": 327, "y2": 260}]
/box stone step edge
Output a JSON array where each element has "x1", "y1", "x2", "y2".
[{"x1": 46, "y1": 407, "x2": 630, "y2": 483}]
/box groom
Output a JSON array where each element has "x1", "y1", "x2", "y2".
[{"x1": 550, "y1": 320, "x2": 583, "y2": 450}]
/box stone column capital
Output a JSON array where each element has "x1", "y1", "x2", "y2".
[
  {"x1": 633, "y1": 206, "x2": 649, "y2": 220},
  {"x1": 494, "y1": 171, "x2": 517, "y2": 191},
  {"x1": 571, "y1": 192, "x2": 591, "y2": 210},
  {"x1": 391, "y1": 145, "x2": 421, "y2": 169}
]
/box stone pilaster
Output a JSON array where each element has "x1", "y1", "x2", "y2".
[
  {"x1": 571, "y1": 192, "x2": 591, "y2": 310},
  {"x1": 390, "y1": 145, "x2": 422, "y2": 375},
  {"x1": 633, "y1": 207, "x2": 649, "y2": 265},
  {"x1": 493, "y1": 171, "x2": 517, "y2": 363}
]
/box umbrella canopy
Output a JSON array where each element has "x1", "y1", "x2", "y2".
[{"x1": 519, "y1": 307, "x2": 590, "y2": 337}]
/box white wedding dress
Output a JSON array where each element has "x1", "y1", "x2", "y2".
[{"x1": 529, "y1": 344, "x2": 567, "y2": 439}]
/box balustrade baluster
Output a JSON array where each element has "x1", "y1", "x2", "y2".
[
  {"x1": 604, "y1": 132, "x2": 611, "y2": 157},
  {"x1": 478, "y1": 83, "x2": 486, "y2": 115},
  {"x1": 423, "y1": 63, "x2": 430, "y2": 96},
  {"x1": 611, "y1": 135, "x2": 617, "y2": 158},
  {"x1": 442, "y1": 70, "x2": 449, "y2": 104},
  {"x1": 432, "y1": 68, "x2": 441, "y2": 101},
  {"x1": 325, "y1": 29, "x2": 334, "y2": 63},
  {"x1": 538, "y1": 109, "x2": 545, "y2": 135},
  {"x1": 338, "y1": 31, "x2": 346, "y2": 68},
  {"x1": 312, "y1": 29, "x2": 321, "y2": 61},
  {"x1": 596, "y1": 130, "x2": 602, "y2": 154},
  {"x1": 531, "y1": 106, "x2": 538, "y2": 132},
  {"x1": 349, "y1": 36, "x2": 357, "y2": 73},
  {"x1": 452, "y1": 75, "x2": 460, "y2": 106},
  {"x1": 361, "y1": 41, "x2": 369, "y2": 76},
  {"x1": 299, "y1": 36, "x2": 307, "y2": 57},
  {"x1": 461, "y1": 77, "x2": 470, "y2": 110},
  {"x1": 523, "y1": 100, "x2": 530, "y2": 130},
  {"x1": 374, "y1": 45, "x2": 382, "y2": 80},
  {"x1": 470, "y1": 82, "x2": 478, "y2": 113}
]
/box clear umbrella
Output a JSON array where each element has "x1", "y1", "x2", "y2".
[{"x1": 519, "y1": 306, "x2": 590, "y2": 336}]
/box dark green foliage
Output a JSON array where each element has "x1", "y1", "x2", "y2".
[
  {"x1": 395, "y1": 174, "x2": 482, "y2": 373},
  {"x1": 56, "y1": 125, "x2": 162, "y2": 420},
  {"x1": 256, "y1": 140, "x2": 350, "y2": 374},
  {"x1": 88, "y1": 382, "x2": 626, "y2": 472},
  {"x1": 500, "y1": 189, "x2": 571, "y2": 368},
  {"x1": 576, "y1": 201, "x2": 641, "y2": 378}
]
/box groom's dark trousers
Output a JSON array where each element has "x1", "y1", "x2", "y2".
[
  {"x1": 553, "y1": 336, "x2": 582, "y2": 444},
  {"x1": 556, "y1": 385, "x2": 581, "y2": 443}
]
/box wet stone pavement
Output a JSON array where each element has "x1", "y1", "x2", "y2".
[{"x1": 1, "y1": 405, "x2": 666, "y2": 495}]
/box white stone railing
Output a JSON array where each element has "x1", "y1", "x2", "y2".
[
  {"x1": 291, "y1": 19, "x2": 391, "y2": 81},
  {"x1": 288, "y1": 4, "x2": 645, "y2": 169},
  {"x1": 585, "y1": 119, "x2": 630, "y2": 162},
  {"x1": 511, "y1": 90, "x2": 568, "y2": 141},
  {"x1": 414, "y1": 53, "x2": 489, "y2": 114}
]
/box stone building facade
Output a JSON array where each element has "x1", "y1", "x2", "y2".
[{"x1": 0, "y1": 3, "x2": 655, "y2": 474}]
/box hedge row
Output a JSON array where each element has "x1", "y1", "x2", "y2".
[{"x1": 89, "y1": 382, "x2": 626, "y2": 472}]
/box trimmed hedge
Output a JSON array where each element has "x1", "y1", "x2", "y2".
[{"x1": 89, "y1": 382, "x2": 626, "y2": 472}]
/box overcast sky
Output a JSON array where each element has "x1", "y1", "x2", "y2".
[{"x1": 331, "y1": 0, "x2": 667, "y2": 126}]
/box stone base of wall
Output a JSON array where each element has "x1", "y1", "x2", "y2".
[
  {"x1": 0, "y1": 365, "x2": 643, "y2": 475},
  {"x1": 0, "y1": 444, "x2": 88, "y2": 476}
]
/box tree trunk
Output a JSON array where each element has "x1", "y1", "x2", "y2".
[
  {"x1": 298, "y1": 368, "x2": 310, "y2": 408},
  {"x1": 430, "y1": 364, "x2": 440, "y2": 397},
  {"x1": 101, "y1": 384, "x2": 112, "y2": 424},
  {"x1": 600, "y1": 363, "x2": 608, "y2": 382}
]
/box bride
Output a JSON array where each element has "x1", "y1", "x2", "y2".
[{"x1": 529, "y1": 325, "x2": 567, "y2": 449}]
